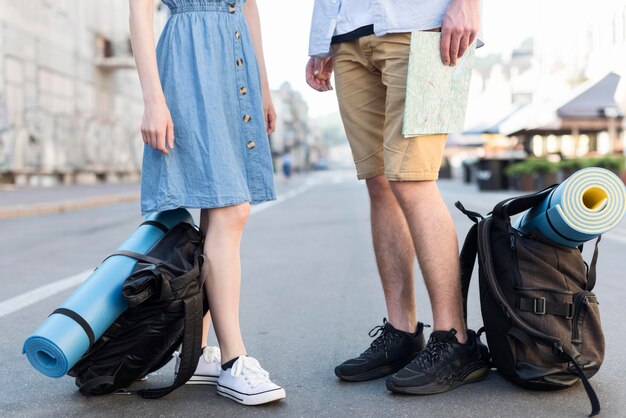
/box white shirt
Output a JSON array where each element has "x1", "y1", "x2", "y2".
[
  {"x1": 309, "y1": 0, "x2": 452, "y2": 57},
  {"x1": 334, "y1": 0, "x2": 373, "y2": 37}
]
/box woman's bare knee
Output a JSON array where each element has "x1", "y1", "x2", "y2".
[{"x1": 209, "y1": 203, "x2": 251, "y2": 231}]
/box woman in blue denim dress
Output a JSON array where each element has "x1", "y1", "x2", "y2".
[{"x1": 129, "y1": 0, "x2": 284, "y2": 405}]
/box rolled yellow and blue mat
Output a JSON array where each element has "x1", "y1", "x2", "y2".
[
  {"x1": 23, "y1": 208, "x2": 195, "y2": 378},
  {"x1": 515, "y1": 167, "x2": 626, "y2": 247}
]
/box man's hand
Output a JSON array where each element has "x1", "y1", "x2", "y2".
[
  {"x1": 441, "y1": 0, "x2": 480, "y2": 66},
  {"x1": 306, "y1": 57, "x2": 334, "y2": 92}
]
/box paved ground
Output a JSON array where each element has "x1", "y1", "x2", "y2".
[
  {"x1": 1, "y1": 172, "x2": 625, "y2": 417},
  {"x1": 0, "y1": 183, "x2": 140, "y2": 219}
]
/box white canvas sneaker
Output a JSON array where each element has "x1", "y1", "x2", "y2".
[
  {"x1": 174, "y1": 346, "x2": 221, "y2": 385},
  {"x1": 217, "y1": 356, "x2": 286, "y2": 405}
]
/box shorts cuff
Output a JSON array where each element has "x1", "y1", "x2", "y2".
[
  {"x1": 357, "y1": 167, "x2": 385, "y2": 180},
  {"x1": 384, "y1": 171, "x2": 440, "y2": 181}
]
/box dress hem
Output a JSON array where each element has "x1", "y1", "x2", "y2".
[{"x1": 141, "y1": 195, "x2": 277, "y2": 216}]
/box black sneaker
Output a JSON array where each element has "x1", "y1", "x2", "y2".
[
  {"x1": 334, "y1": 319, "x2": 427, "y2": 382},
  {"x1": 385, "y1": 328, "x2": 490, "y2": 394}
]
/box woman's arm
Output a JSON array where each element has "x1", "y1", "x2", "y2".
[
  {"x1": 243, "y1": 0, "x2": 276, "y2": 135},
  {"x1": 129, "y1": 0, "x2": 174, "y2": 153}
]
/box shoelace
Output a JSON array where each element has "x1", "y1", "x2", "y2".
[
  {"x1": 365, "y1": 319, "x2": 398, "y2": 358},
  {"x1": 203, "y1": 346, "x2": 221, "y2": 364},
  {"x1": 413, "y1": 337, "x2": 450, "y2": 371},
  {"x1": 231, "y1": 356, "x2": 272, "y2": 389}
]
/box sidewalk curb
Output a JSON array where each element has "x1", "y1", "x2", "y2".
[{"x1": 0, "y1": 193, "x2": 140, "y2": 220}]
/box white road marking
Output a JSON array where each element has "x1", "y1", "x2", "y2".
[
  {"x1": 251, "y1": 183, "x2": 316, "y2": 214},
  {"x1": 0, "y1": 270, "x2": 92, "y2": 318},
  {"x1": 0, "y1": 179, "x2": 330, "y2": 318}
]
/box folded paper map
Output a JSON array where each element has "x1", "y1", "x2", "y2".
[{"x1": 403, "y1": 32, "x2": 476, "y2": 137}]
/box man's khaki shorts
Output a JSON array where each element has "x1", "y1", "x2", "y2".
[{"x1": 332, "y1": 33, "x2": 447, "y2": 181}]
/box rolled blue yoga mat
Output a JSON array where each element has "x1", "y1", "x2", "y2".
[
  {"x1": 23, "y1": 208, "x2": 195, "y2": 378},
  {"x1": 515, "y1": 167, "x2": 626, "y2": 247}
]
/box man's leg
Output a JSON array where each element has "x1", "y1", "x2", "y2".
[
  {"x1": 389, "y1": 181, "x2": 466, "y2": 341},
  {"x1": 375, "y1": 33, "x2": 489, "y2": 393},
  {"x1": 333, "y1": 37, "x2": 418, "y2": 332},
  {"x1": 385, "y1": 181, "x2": 491, "y2": 394},
  {"x1": 366, "y1": 175, "x2": 417, "y2": 333},
  {"x1": 331, "y1": 36, "x2": 427, "y2": 382},
  {"x1": 373, "y1": 32, "x2": 465, "y2": 339}
]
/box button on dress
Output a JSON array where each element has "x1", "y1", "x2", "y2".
[{"x1": 141, "y1": 0, "x2": 276, "y2": 215}]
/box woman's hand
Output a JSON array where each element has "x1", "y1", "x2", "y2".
[
  {"x1": 130, "y1": 1, "x2": 173, "y2": 154},
  {"x1": 243, "y1": 0, "x2": 275, "y2": 135},
  {"x1": 262, "y1": 89, "x2": 277, "y2": 135},
  {"x1": 141, "y1": 99, "x2": 175, "y2": 154}
]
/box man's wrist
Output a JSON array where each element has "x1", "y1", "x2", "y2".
[{"x1": 310, "y1": 53, "x2": 332, "y2": 59}]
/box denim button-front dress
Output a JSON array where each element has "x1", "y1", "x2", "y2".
[{"x1": 141, "y1": 0, "x2": 276, "y2": 215}]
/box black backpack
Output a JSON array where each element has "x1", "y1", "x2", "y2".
[
  {"x1": 456, "y1": 186, "x2": 604, "y2": 417},
  {"x1": 68, "y1": 221, "x2": 207, "y2": 399}
]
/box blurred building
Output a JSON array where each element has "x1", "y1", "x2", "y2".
[
  {"x1": 0, "y1": 1, "x2": 324, "y2": 186},
  {"x1": 270, "y1": 82, "x2": 325, "y2": 174},
  {"x1": 0, "y1": 0, "x2": 151, "y2": 186},
  {"x1": 463, "y1": 1, "x2": 626, "y2": 159}
]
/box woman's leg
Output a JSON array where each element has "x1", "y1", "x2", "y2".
[{"x1": 202, "y1": 203, "x2": 250, "y2": 364}]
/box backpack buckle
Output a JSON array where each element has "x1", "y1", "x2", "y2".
[
  {"x1": 533, "y1": 297, "x2": 546, "y2": 315},
  {"x1": 565, "y1": 302, "x2": 574, "y2": 320}
]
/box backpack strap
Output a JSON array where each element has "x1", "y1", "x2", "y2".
[
  {"x1": 95, "y1": 221, "x2": 171, "y2": 266},
  {"x1": 77, "y1": 360, "x2": 126, "y2": 394},
  {"x1": 105, "y1": 250, "x2": 165, "y2": 266},
  {"x1": 507, "y1": 327, "x2": 564, "y2": 364},
  {"x1": 459, "y1": 223, "x2": 479, "y2": 324},
  {"x1": 140, "y1": 220, "x2": 170, "y2": 234},
  {"x1": 477, "y1": 220, "x2": 561, "y2": 345},
  {"x1": 558, "y1": 346, "x2": 601, "y2": 417},
  {"x1": 517, "y1": 297, "x2": 574, "y2": 318},
  {"x1": 455, "y1": 201, "x2": 483, "y2": 325},
  {"x1": 78, "y1": 375, "x2": 115, "y2": 393},
  {"x1": 586, "y1": 235, "x2": 601, "y2": 291},
  {"x1": 492, "y1": 185, "x2": 557, "y2": 222},
  {"x1": 137, "y1": 291, "x2": 204, "y2": 399},
  {"x1": 50, "y1": 308, "x2": 95, "y2": 348},
  {"x1": 508, "y1": 327, "x2": 600, "y2": 417},
  {"x1": 455, "y1": 201, "x2": 484, "y2": 224}
]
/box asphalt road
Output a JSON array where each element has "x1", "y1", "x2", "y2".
[{"x1": 1, "y1": 172, "x2": 625, "y2": 418}]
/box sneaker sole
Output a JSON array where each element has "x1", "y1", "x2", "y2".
[
  {"x1": 216, "y1": 384, "x2": 286, "y2": 406},
  {"x1": 186, "y1": 375, "x2": 219, "y2": 385},
  {"x1": 334, "y1": 357, "x2": 415, "y2": 382},
  {"x1": 386, "y1": 362, "x2": 490, "y2": 395}
]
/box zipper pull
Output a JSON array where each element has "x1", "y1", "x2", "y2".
[{"x1": 510, "y1": 234, "x2": 516, "y2": 250}]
